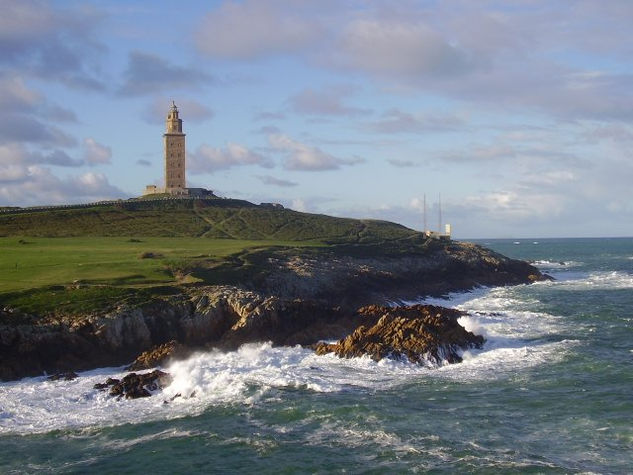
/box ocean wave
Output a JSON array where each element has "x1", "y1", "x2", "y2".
[
  {"x1": 94, "y1": 428, "x2": 210, "y2": 451},
  {"x1": 421, "y1": 286, "x2": 579, "y2": 381},
  {"x1": 434, "y1": 339, "x2": 579, "y2": 383},
  {"x1": 552, "y1": 271, "x2": 633, "y2": 290},
  {"x1": 306, "y1": 421, "x2": 426, "y2": 456},
  {"x1": 405, "y1": 286, "x2": 492, "y2": 307},
  {"x1": 531, "y1": 259, "x2": 582, "y2": 269}
]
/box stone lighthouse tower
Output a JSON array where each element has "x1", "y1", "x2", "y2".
[{"x1": 164, "y1": 101, "x2": 186, "y2": 194}]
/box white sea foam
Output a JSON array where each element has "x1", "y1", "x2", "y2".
[
  {"x1": 405, "y1": 286, "x2": 492, "y2": 307},
  {"x1": 457, "y1": 314, "x2": 487, "y2": 337},
  {"x1": 306, "y1": 421, "x2": 425, "y2": 455},
  {"x1": 435, "y1": 338, "x2": 577, "y2": 384},
  {"x1": 552, "y1": 271, "x2": 633, "y2": 290},
  {"x1": 95, "y1": 428, "x2": 209, "y2": 451},
  {"x1": 0, "y1": 344, "x2": 437, "y2": 435},
  {"x1": 531, "y1": 259, "x2": 582, "y2": 269}
]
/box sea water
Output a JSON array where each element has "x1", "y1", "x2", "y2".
[{"x1": 1, "y1": 238, "x2": 632, "y2": 473}]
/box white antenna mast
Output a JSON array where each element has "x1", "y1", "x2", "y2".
[
  {"x1": 423, "y1": 193, "x2": 427, "y2": 233},
  {"x1": 438, "y1": 193, "x2": 442, "y2": 233}
]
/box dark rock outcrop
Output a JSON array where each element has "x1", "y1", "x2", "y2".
[
  {"x1": 47, "y1": 371, "x2": 78, "y2": 381},
  {"x1": 314, "y1": 305, "x2": 484, "y2": 365},
  {"x1": 255, "y1": 241, "x2": 550, "y2": 308},
  {"x1": 94, "y1": 370, "x2": 172, "y2": 399},
  {"x1": 126, "y1": 340, "x2": 190, "y2": 371}
]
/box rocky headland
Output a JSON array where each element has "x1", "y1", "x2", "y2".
[{"x1": 0, "y1": 240, "x2": 549, "y2": 382}]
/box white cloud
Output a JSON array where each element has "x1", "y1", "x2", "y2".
[
  {"x1": 118, "y1": 51, "x2": 214, "y2": 96},
  {"x1": 0, "y1": 74, "x2": 40, "y2": 111},
  {"x1": 442, "y1": 144, "x2": 517, "y2": 163},
  {"x1": 0, "y1": 0, "x2": 105, "y2": 89},
  {"x1": 257, "y1": 175, "x2": 298, "y2": 187},
  {"x1": 82, "y1": 138, "x2": 111, "y2": 165},
  {"x1": 0, "y1": 163, "x2": 28, "y2": 183},
  {"x1": 189, "y1": 143, "x2": 274, "y2": 173},
  {"x1": 336, "y1": 19, "x2": 474, "y2": 78},
  {"x1": 460, "y1": 190, "x2": 567, "y2": 221},
  {"x1": 367, "y1": 109, "x2": 465, "y2": 134},
  {"x1": 0, "y1": 142, "x2": 27, "y2": 166},
  {"x1": 521, "y1": 170, "x2": 577, "y2": 188},
  {"x1": 42, "y1": 103, "x2": 77, "y2": 123},
  {"x1": 0, "y1": 72, "x2": 79, "y2": 151},
  {"x1": 192, "y1": 1, "x2": 633, "y2": 122},
  {"x1": 0, "y1": 166, "x2": 125, "y2": 207},
  {"x1": 0, "y1": 113, "x2": 75, "y2": 146},
  {"x1": 253, "y1": 125, "x2": 282, "y2": 135},
  {"x1": 0, "y1": 0, "x2": 57, "y2": 39},
  {"x1": 288, "y1": 85, "x2": 369, "y2": 117},
  {"x1": 584, "y1": 124, "x2": 633, "y2": 143},
  {"x1": 269, "y1": 134, "x2": 364, "y2": 171},
  {"x1": 0, "y1": 142, "x2": 82, "y2": 168},
  {"x1": 408, "y1": 197, "x2": 423, "y2": 212},
  {"x1": 195, "y1": 0, "x2": 322, "y2": 59},
  {"x1": 253, "y1": 111, "x2": 286, "y2": 122},
  {"x1": 387, "y1": 159, "x2": 418, "y2": 168},
  {"x1": 291, "y1": 198, "x2": 307, "y2": 212}
]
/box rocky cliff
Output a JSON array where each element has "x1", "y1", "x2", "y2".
[
  {"x1": 256, "y1": 241, "x2": 543, "y2": 307},
  {"x1": 0, "y1": 286, "x2": 346, "y2": 380}
]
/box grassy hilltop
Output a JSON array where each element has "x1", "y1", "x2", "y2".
[
  {"x1": 0, "y1": 198, "x2": 416, "y2": 242},
  {"x1": 0, "y1": 198, "x2": 433, "y2": 315}
]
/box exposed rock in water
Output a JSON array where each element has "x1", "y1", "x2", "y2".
[
  {"x1": 126, "y1": 340, "x2": 190, "y2": 371},
  {"x1": 314, "y1": 305, "x2": 484, "y2": 365},
  {"x1": 94, "y1": 370, "x2": 172, "y2": 399},
  {"x1": 47, "y1": 371, "x2": 78, "y2": 381}
]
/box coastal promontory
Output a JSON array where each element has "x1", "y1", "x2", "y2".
[{"x1": 0, "y1": 198, "x2": 547, "y2": 380}]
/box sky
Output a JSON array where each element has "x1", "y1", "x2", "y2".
[{"x1": 1, "y1": 0, "x2": 632, "y2": 238}]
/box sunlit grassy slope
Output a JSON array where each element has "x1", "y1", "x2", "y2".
[
  {"x1": 0, "y1": 198, "x2": 417, "y2": 243},
  {"x1": 0, "y1": 236, "x2": 322, "y2": 292}
]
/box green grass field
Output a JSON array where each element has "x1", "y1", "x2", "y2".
[{"x1": 0, "y1": 236, "x2": 321, "y2": 293}]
